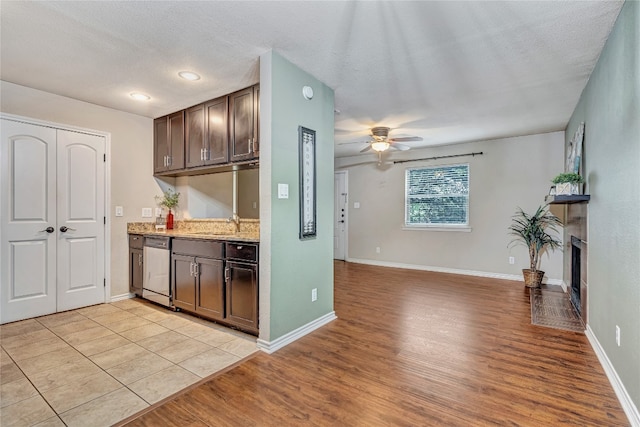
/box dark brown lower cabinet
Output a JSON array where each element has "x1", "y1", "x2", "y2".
[
  {"x1": 225, "y1": 261, "x2": 258, "y2": 334},
  {"x1": 129, "y1": 234, "x2": 144, "y2": 296},
  {"x1": 197, "y1": 257, "x2": 225, "y2": 319},
  {"x1": 172, "y1": 254, "x2": 196, "y2": 312},
  {"x1": 172, "y1": 239, "x2": 225, "y2": 321},
  {"x1": 171, "y1": 238, "x2": 258, "y2": 335}
]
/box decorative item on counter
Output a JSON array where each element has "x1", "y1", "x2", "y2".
[
  {"x1": 155, "y1": 188, "x2": 180, "y2": 230},
  {"x1": 551, "y1": 172, "x2": 585, "y2": 195},
  {"x1": 508, "y1": 205, "x2": 562, "y2": 288},
  {"x1": 155, "y1": 214, "x2": 166, "y2": 231}
]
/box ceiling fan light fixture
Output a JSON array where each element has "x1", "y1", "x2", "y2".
[{"x1": 371, "y1": 141, "x2": 390, "y2": 152}]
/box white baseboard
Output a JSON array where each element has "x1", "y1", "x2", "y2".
[
  {"x1": 560, "y1": 280, "x2": 568, "y2": 292},
  {"x1": 109, "y1": 293, "x2": 134, "y2": 302},
  {"x1": 346, "y1": 258, "x2": 564, "y2": 286},
  {"x1": 585, "y1": 325, "x2": 640, "y2": 426},
  {"x1": 257, "y1": 311, "x2": 337, "y2": 354}
]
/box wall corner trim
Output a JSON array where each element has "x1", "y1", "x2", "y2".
[
  {"x1": 585, "y1": 325, "x2": 640, "y2": 426},
  {"x1": 257, "y1": 311, "x2": 337, "y2": 354}
]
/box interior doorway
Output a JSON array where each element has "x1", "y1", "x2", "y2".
[{"x1": 334, "y1": 171, "x2": 348, "y2": 260}]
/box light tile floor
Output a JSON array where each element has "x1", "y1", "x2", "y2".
[{"x1": 0, "y1": 298, "x2": 258, "y2": 427}]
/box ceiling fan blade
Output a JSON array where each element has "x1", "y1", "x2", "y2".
[
  {"x1": 389, "y1": 136, "x2": 423, "y2": 142},
  {"x1": 390, "y1": 143, "x2": 411, "y2": 151},
  {"x1": 360, "y1": 144, "x2": 373, "y2": 153},
  {"x1": 339, "y1": 140, "x2": 370, "y2": 146}
]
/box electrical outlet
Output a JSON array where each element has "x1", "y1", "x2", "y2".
[
  {"x1": 311, "y1": 288, "x2": 317, "y2": 302},
  {"x1": 141, "y1": 208, "x2": 152, "y2": 218},
  {"x1": 509, "y1": 256, "x2": 515, "y2": 265},
  {"x1": 376, "y1": 247, "x2": 381, "y2": 254},
  {"x1": 115, "y1": 206, "x2": 123, "y2": 217},
  {"x1": 155, "y1": 207, "x2": 163, "y2": 217},
  {"x1": 616, "y1": 325, "x2": 621, "y2": 346}
]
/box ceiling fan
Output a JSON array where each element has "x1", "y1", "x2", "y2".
[{"x1": 342, "y1": 127, "x2": 423, "y2": 153}]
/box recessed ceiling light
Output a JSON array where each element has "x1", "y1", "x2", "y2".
[
  {"x1": 130, "y1": 92, "x2": 150, "y2": 101},
  {"x1": 178, "y1": 71, "x2": 201, "y2": 81}
]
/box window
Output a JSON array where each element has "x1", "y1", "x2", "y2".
[{"x1": 405, "y1": 164, "x2": 469, "y2": 227}]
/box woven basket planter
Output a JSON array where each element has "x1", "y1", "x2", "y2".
[{"x1": 522, "y1": 269, "x2": 545, "y2": 288}]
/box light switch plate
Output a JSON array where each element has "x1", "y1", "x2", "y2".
[
  {"x1": 278, "y1": 183, "x2": 289, "y2": 199},
  {"x1": 115, "y1": 206, "x2": 123, "y2": 217},
  {"x1": 142, "y1": 208, "x2": 152, "y2": 218},
  {"x1": 155, "y1": 207, "x2": 163, "y2": 217}
]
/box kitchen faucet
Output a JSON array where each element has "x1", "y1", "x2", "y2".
[{"x1": 228, "y1": 213, "x2": 240, "y2": 233}]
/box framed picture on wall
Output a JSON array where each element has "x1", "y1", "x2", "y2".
[
  {"x1": 299, "y1": 126, "x2": 316, "y2": 239},
  {"x1": 566, "y1": 122, "x2": 585, "y2": 173}
]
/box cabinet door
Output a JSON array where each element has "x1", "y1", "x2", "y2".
[
  {"x1": 253, "y1": 84, "x2": 259, "y2": 157},
  {"x1": 129, "y1": 248, "x2": 143, "y2": 296},
  {"x1": 204, "y1": 97, "x2": 228, "y2": 165},
  {"x1": 167, "y1": 111, "x2": 185, "y2": 171},
  {"x1": 196, "y1": 257, "x2": 225, "y2": 320},
  {"x1": 185, "y1": 104, "x2": 205, "y2": 168},
  {"x1": 154, "y1": 116, "x2": 169, "y2": 173},
  {"x1": 172, "y1": 254, "x2": 195, "y2": 311},
  {"x1": 225, "y1": 261, "x2": 258, "y2": 333},
  {"x1": 229, "y1": 87, "x2": 256, "y2": 162}
]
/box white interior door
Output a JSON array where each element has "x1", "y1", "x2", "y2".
[
  {"x1": 1, "y1": 120, "x2": 58, "y2": 323},
  {"x1": 1, "y1": 119, "x2": 106, "y2": 324},
  {"x1": 334, "y1": 171, "x2": 347, "y2": 260},
  {"x1": 56, "y1": 130, "x2": 105, "y2": 311}
]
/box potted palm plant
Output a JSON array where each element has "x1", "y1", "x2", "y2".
[
  {"x1": 155, "y1": 188, "x2": 180, "y2": 229},
  {"x1": 508, "y1": 205, "x2": 562, "y2": 288},
  {"x1": 552, "y1": 172, "x2": 584, "y2": 195}
]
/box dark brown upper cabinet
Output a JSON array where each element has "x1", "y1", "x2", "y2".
[
  {"x1": 154, "y1": 111, "x2": 185, "y2": 174},
  {"x1": 229, "y1": 84, "x2": 259, "y2": 163},
  {"x1": 185, "y1": 96, "x2": 229, "y2": 168}
]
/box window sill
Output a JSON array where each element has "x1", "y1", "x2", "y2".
[{"x1": 402, "y1": 226, "x2": 472, "y2": 233}]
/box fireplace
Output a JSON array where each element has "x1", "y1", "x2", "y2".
[{"x1": 570, "y1": 236, "x2": 582, "y2": 315}]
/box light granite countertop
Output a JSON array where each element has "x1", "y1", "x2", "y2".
[{"x1": 127, "y1": 218, "x2": 259, "y2": 243}]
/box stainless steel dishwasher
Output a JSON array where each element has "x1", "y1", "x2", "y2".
[{"x1": 143, "y1": 236, "x2": 172, "y2": 308}]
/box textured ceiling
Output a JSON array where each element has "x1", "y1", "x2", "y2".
[{"x1": 0, "y1": 1, "x2": 623, "y2": 157}]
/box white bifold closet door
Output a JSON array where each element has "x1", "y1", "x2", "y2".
[{"x1": 1, "y1": 118, "x2": 106, "y2": 324}]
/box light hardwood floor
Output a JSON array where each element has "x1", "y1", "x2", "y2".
[{"x1": 125, "y1": 261, "x2": 629, "y2": 426}]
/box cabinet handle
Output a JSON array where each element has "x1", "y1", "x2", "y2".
[
  {"x1": 237, "y1": 245, "x2": 243, "y2": 250},
  {"x1": 189, "y1": 262, "x2": 194, "y2": 276},
  {"x1": 249, "y1": 138, "x2": 254, "y2": 153},
  {"x1": 204, "y1": 148, "x2": 208, "y2": 160},
  {"x1": 200, "y1": 148, "x2": 204, "y2": 161},
  {"x1": 168, "y1": 156, "x2": 172, "y2": 166},
  {"x1": 138, "y1": 253, "x2": 142, "y2": 266},
  {"x1": 193, "y1": 263, "x2": 199, "y2": 276},
  {"x1": 224, "y1": 267, "x2": 229, "y2": 282}
]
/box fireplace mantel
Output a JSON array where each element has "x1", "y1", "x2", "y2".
[{"x1": 545, "y1": 194, "x2": 590, "y2": 204}]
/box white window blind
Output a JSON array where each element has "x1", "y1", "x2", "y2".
[{"x1": 405, "y1": 164, "x2": 469, "y2": 226}]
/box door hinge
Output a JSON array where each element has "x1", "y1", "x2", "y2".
[
  {"x1": 104, "y1": 278, "x2": 106, "y2": 287},
  {"x1": 103, "y1": 154, "x2": 106, "y2": 162},
  {"x1": 104, "y1": 216, "x2": 106, "y2": 225}
]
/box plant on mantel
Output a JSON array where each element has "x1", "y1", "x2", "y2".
[
  {"x1": 508, "y1": 204, "x2": 562, "y2": 288},
  {"x1": 552, "y1": 172, "x2": 585, "y2": 195}
]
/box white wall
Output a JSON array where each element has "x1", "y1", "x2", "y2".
[
  {"x1": 337, "y1": 132, "x2": 565, "y2": 282},
  {"x1": 1, "y1": 81, "x2": 157, "y2": 298}
]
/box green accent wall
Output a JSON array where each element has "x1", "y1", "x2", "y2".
[
  {"x1": 566, "y1": 0, "x2": 639, "y2": 413},
  {"x1": 260, "y1": 51, "x2": 335, "y2": 340}
]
